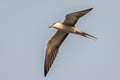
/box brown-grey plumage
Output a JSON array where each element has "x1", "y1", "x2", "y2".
[
  {"x1": 44, "y1": 8, "x2": 97, "y2": 77},
  {"x1": 44, "y1": 30, "x2": 68, "y2": 76},
  {"x1": 63, "y1": 8, "x2": 93, "y2": 26}
]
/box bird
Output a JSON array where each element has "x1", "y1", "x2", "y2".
[{"x1": 44, "y1": 8, "x2": 97, "y2": 77}]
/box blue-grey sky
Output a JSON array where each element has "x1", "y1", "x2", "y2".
[{"x1": 0, "y1": 0, "x2": 120, "y2": 80}]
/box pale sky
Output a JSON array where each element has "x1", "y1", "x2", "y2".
[{"x1": 0, "y1": 0, "x2": 120, "y2": 80}]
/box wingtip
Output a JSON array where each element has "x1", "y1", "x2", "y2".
[
  {"x1": 89, "y1": 8, "x2": 93, "y2": 10},
  {"x1": 44, "y1": 73, "x2": 47, "y2": 77},
  {"x1": 44, "y1": 67, "x2": 48, "y2": 77},
  {"x1": 87, "y1": 8, "x2": 93, "y2": 12},
  {"x1": 44, "y1": 71, "x2": 47, "y2": 77},
  {"x1": 81, "y1": 8, "x2": 93, "y2": 15}
]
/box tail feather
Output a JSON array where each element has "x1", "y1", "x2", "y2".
[{"x1": 76, "y1": 31, "x2": 98, "y2": 39}]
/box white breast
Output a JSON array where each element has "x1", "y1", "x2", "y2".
[{"x1": 54, "y1": 23, "x2": 64, "y2": 29}]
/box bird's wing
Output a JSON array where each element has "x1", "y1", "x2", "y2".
[
  {"x1": 63, "y1": 8, "x2": 93, "y2": 26},
  {"x1": 44, "y1": 30, "x2": 69, "y2": 76}
]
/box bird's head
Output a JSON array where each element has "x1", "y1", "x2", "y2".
[{"x1": 48, "y1": 23, "x2": 61, "y2": 29}]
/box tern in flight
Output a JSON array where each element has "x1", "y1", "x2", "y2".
[{"x1": 44, "y1": 8, "x2": 97, "y2": 76}]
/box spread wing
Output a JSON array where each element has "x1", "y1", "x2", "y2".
[
  {"x1": 44, "y1": 30, "x2": 69, "y2": 76},
  {"x1": 63, "y1": 8, "x2": 93, "y2": 26}
]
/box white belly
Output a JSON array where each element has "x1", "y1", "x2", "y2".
[{"x1": 56, "y1": 24, "x2": 80, "y2": 33}]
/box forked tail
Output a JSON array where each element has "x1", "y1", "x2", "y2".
[{"x1": 76, "y1": 31, "x2": 98, "y2": 39}]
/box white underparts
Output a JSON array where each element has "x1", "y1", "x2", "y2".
[{"x1": 54, "y1": 24, "x2": 82, "y2": 35}]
